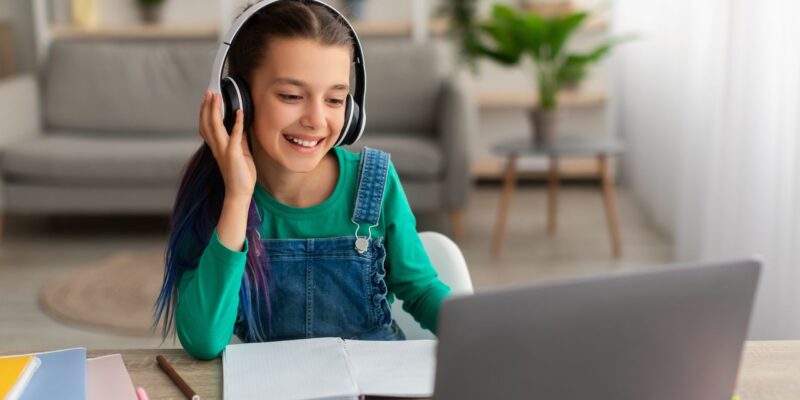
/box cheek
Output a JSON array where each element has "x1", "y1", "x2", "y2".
[{"x1": 253, "y1": 100, "x2": 291, "y2": 131}]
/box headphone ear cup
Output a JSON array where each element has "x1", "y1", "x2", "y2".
[
  {"x1": 337, "y1": 94, "x2": 354, "y2": 146},
  {"x1": 237, "y1": 78, "x2": 254, "y2": 134},
  {"x1": 220, "y1": 76, "x2": 253, "y2": 134},
  {"x1": 338, "y1": 94, "x2": 361, "y2": 146}
]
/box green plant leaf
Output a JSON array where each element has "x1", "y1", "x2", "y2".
[
  {"x1": 556, "y1": 36, "x2": 635, "y2": 84},
  {"x1": 548, "y1": 12, "x2": 588, "y2": 60},
  {"x1": 517, "y1": 13, "x2": 548, "y2": 60},
  {"x1": 472, "y1": 5, "x2": 525, "y2": 65}
]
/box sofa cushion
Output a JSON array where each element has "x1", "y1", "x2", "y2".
[
  {"x1": 43, "y1": 39, "x2": 216, "y2": 136},
  {"x1": 361, "y1": 39, "x2": 447, "y2": 134},
  {"x1": 1, "y1": 134, "x2": 202, "y2": 185},
  {"x1": 346, "y1": 134, "x2": 443, "y2": 180}
]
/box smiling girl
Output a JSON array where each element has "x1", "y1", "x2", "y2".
[{"x1": 154, "y1": 0, "x2": 452, "y2": 360}]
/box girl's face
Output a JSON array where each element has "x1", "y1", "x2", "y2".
[{"x1": 249, "y1": 38, "x2": 352, "y2": 174}]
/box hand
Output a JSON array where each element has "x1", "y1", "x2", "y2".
[{"x1": 199, "y1": 90, "x2": 257, "y2": 202}]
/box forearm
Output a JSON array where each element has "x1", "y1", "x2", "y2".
[
  {"x1": 216, "y1": 193, "x2": 251, "y2": 251},
  {"x1": 176, "y1": 229, "x2": 248, "y2": 360}
]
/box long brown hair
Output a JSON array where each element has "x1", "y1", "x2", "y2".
[{"x1": 156, "y1": 0, "x2": 355, "y2": 344}]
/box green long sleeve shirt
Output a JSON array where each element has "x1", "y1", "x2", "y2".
[{"x1": 175, "y1": 147, "x2": 452, "y2": 360}]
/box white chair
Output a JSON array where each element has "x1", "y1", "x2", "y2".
[{"x1": 392, "y1": 231, "x2": 474, "y2": 340}]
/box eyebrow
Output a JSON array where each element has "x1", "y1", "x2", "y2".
[{"x1": 271, "y1": 78, "x2": 349, "y2": 91}]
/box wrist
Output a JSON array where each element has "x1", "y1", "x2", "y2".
[{"x1": 224, "y1": 191, "x2": 253, "y2": 207}]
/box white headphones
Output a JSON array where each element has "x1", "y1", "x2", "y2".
[{"x1": 207, "y1": 0, "x2": 367, "y2": 147}]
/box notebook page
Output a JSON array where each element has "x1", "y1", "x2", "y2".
[
  {"x1": 224, "y1": 338, "x2": 360, "y2": 400},
  {"x1": 343, "y1": 340, "x2": 436, "y2": 397}
]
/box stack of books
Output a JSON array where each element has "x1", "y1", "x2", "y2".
[{"x1": 0, "y1": 348, "x2": 138, "y2": 400}]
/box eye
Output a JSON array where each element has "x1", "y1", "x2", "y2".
[
  {"x1": 328, "y1": 98, "x2": 345, "y2": 105},
  {"x1": 278, "y1": 94, "x2": 302, "y2": 101}
]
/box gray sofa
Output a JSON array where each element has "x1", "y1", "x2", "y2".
[{"x1": 0, "y1": 37, "x2": 475, "y2": 237}]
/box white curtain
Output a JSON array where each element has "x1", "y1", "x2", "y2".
[{"x1": 613, "y1": 0, "x2": 800, "y2": 339}]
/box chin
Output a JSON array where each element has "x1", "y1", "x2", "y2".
[{"x1": 279, "y1": 153, "x2": 328, "y2": 173}]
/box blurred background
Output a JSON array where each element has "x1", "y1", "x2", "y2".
[{"x1": 0, "y1": 0, "x2": 796, "y2": 352}]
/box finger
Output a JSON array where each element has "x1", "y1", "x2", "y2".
[
  {"x1": 198, "y1": 91, "x2": 213, "y2": 143},
  {"x1": 230, "y1": 108, "x2": 244, "y2": 139},
  {"x1": 200, "y1": 91, "x2": 217, "y2": 146},
  {"x1": 210, "y1": 93, "x2": 230, "y2": 148},
  {"x1": 231, "y1": 109, "x2": 251, "y2": 156}
]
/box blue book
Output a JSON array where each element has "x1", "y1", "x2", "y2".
[{"x1": 19, "y1": 348, "x2": 86, "y2": 400}]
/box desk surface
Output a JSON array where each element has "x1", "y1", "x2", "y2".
[{"x1": 85, "y1": 341, "x2": 799, "y2": 400}]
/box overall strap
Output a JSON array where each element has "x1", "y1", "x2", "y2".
[{"x1": 352, "y1": 147, "x2": 391, "y2": 228}]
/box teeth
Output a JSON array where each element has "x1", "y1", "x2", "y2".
[{"x1": 286, "y1": 135, "x2": 319, "y2": 148}]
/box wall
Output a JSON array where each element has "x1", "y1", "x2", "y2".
[{"x1": 13, "y1": 0, "x2": 613, "y2": 176}]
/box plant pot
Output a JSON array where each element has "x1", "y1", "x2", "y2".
[
  {"x1": 530, "y1": 108, "x2": 558, "y2": 146},
  {"x1": 560, "y1": 80, "x2": 581, "y2": 91},
  {"x1": 138, "y1": 4, "x2": 164, "y2": 25}
]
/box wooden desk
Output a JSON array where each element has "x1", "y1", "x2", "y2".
[{"x1": 85, "y1": 341, "x2": 799, "y2": 400}]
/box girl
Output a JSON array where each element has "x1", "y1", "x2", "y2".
[{"x1": 154, "y1": 0, "x2": 452, "y2": 360}]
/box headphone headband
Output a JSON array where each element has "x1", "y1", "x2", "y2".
[{"x1": 208, "y1": 0, "x2": 366, "y2": 147}]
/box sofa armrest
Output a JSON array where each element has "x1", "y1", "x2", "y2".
[
  {"x1": 0, "y1": 74, "x2": 42, "y2": 147},
  {"x1": 437, "y1": 72, "x2": 477, "y2": 210}
]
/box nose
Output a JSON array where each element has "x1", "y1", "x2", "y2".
[{"x1": 300, "y1": 97, "x2": 326, "y2": 130}]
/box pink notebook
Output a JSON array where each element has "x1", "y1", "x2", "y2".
[{"x1": 87, "y1": 354, "x2": 137, "y2": 400}]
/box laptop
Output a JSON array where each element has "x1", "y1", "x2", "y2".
[{"x1": 433, "y1": 258, "x2": 761, "y2": 400}]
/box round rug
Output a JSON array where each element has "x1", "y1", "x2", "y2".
[{"x1": 40, "y1": 249, "x2": 167, "y2": 337}]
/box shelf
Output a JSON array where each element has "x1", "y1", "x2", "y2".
[
  {"x1": 49, "y1": 24, "x2": 219, "y2": 39},
  {"x1": 351, "y1": 20, "x2": 414, "y2": 37},
  {"x1": 46, "y1": 13, "x2": 607, "y2": 41},
  {"x1": 478, "y1": 87, "x2": 607, "y2": 109},
  {"x1": 48, "y1": 21, "x2": 428, "y2": 40},
  {"x1": 430, "y1": 13, "x2": 608, "y2": 36}
]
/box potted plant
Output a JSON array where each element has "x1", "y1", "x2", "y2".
[
  {"x1": 441, "y1": 1, "x2": 630, "y2": 145},
  {"x1": 136, "y1": 0, "x2": 166, "y2": 24}
]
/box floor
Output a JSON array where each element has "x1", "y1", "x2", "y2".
[{"x1": 0, "y1": 182, "x2": 674, "y2": 353}]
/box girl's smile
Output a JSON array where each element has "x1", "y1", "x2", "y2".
[{"x1": 282, "y1": 133, "x2": 327, "y2": 153}]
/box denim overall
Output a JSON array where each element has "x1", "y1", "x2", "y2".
[{"x1": 236, "y1": 147, "x2": 406, "y2": 342}]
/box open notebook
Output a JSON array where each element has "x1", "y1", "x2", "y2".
[{"x1": 223, "y1": 338, "x2": 436, "y2": 400}]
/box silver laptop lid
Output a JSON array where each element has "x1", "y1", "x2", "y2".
[{"x1": 434, "y1": 258, "x2": 761, "y2": 400}]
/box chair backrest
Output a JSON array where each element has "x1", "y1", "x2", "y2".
[{"x1": 391, "y1": 231, "x2": 473, "y2": 340}]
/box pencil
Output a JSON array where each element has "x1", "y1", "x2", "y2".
[{"x1": 156, "y1": 355, "x2": 200, "y2": 400}]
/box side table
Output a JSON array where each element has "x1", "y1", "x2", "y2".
[{"x1": 491, "y1": 136, "x2": 625, "y2": 258}]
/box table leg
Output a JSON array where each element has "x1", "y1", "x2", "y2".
[
  {"x1": 492, "y1": 154, "x2": 518, "y2": 258},
  {"x1": 547, "y1": 156, "x2": 560, "y2": 235},
  {"x1": 598, "y1": 155, "x2": 623, "y2": 258}
]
